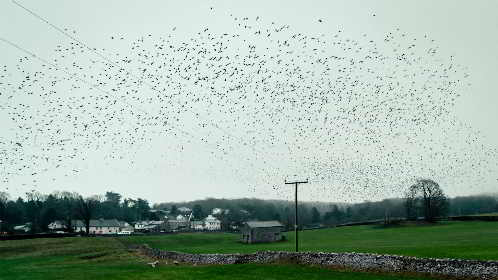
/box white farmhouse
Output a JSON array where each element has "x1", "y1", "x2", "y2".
[
  {"x1": 13, "y1": 223, "x2": 31, "y2": 233},
  {"x1": 73, "y1": 219, "x2": 122, "y2": 235},
  {"x1": 204, "y1": 215, "x2": 221, "y2": 231},
  {"x1": 134, "y1": 221, "x2": 147, "y2": 231},
  {"x1": 48, "y1": 220, "x2": 66, "y2": 231},
  {"x1": 119, "y1": 221, "x2": 134, "y2": 232},
  {"x1": 134, "y1": 220, "x2": 163, "y2": 232},
  {"x1": 191, "y1": 220, "x2": 205, "y2": 231},
  {"x1": 166, "y1": 214, "x2": 190, "y2": 231}
]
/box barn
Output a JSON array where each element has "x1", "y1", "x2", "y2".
[{"x1": 240, "y1": 221, "x2": 284, "y2": 244}]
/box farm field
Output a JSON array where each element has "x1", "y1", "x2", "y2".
[
  {"x1": 0, "y1": 236, "x2": 440, "y2": 280},
  {"x1": 122, "y1": 221, "x2": 498, "y2": 260}
]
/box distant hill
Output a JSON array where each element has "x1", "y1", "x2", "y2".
[{"x1": 153, "y1": 197, "x2": 349, "y2": 214}]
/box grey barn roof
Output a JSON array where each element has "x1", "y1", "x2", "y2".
[
  {"x1": 73, "y1": 219, "x2": 122, "y2": 227},
  {"x1": 245, "y1": 221, "x2": 284, "y2": 228}
]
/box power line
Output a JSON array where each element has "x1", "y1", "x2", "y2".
[
  {"x1": 12, "y1": 0, "x2": 117, "y2": 67},
  {"x1": 284, "y1": 178, "x2": 309, "y2": 252}
]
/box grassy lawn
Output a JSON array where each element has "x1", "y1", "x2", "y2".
[
  {"x1": 0, "y1": 236, "x2": 440, "y2": 280},
  {"x1": 122, "y1": 221, "x2": 498, "y2": 260}
]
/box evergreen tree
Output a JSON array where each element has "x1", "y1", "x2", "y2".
[
  {"x1": 311, "y1": 207, "x2": 321, "y2": 223},
  {"x1": 170, "y1": 205, "x2": 178, "y2": 216},
  {"x1": 192, "y1": 204, "x2": 205, "y2": 220}
]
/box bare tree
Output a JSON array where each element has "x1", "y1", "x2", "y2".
[
  {"x1": 0, "y1": 191, "x2": 8, "y2": 211},
  {"x1": 76, "y1": 195, "x2": 101, "y2": 235},
  {"x1": 25, "y1": 191, "x2": 46, "y2": 233},
  {"x1": 0, "y1": 192, "x2": 9, "y2": 231},
  {"x1": 404, "y1": 186, "x2": 418, "y2": 221},
  {"x1": 405, "y1": 179, "x2": 448, "y2": 222},
  {"x1": 55, "y1": 191, "x2": 79, "y2": 232}
]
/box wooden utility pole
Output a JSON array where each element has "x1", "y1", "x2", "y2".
[{"x1": 285, "y1": 179, "x2": 308, "y2": 252}]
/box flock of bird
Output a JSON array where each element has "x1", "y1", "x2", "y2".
[{"x1": 1, "y1": 12, "x2": 497, "y2": 202}]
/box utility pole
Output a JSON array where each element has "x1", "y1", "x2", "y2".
[{"x1": 285, "y1": 179, "x2": 308, "y2": 252}]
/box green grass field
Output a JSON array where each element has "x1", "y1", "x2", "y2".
[
  {"x1": 122, "y1": 221, "x2": 498, "y2": 260},
  {"x1": 0, "y1": 236, "x2": 438, "y2": 280},
  {"x1": 1, "y1": 221, "x2": 496, "y2": 280}
]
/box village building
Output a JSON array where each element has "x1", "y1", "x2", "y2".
[
  {"x1": 13, "y1": 223, "x2": 31, "y2": 233},
  {"x1": 189, "y1": 215, "x2": 222, "y2": 231},
  {"x1": 48, "y1": 220, "x2": 66, "y2": 231},
  {"x1": 165, "y1": 214, "x2": 190, "y2": 231},
  {"x1": 73, "y1": 219, "x2": 123, "y2": 235},
  {"x1": 148, "y1": 220, "x2": 164, "y2": 231},
  {"x1": 240, "y1": 221, "x2": 284, "y2": 244},
  {"x1": 119, "y1": 221, "x2": 134, "y2": 232},
  {"x1": 191, "y1": 220, "x2": 205, "y2": 231},
  {"x1": 135, "y1": 220, "x2": 163, "y2": 232},
  {"x1": 134, "y1": 221, "x2": 147, "y2": 231},
  {"x1": 204, "y1": 214, "x2": 221, "y2": 231}
]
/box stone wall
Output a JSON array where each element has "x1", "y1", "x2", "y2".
[{"x1": 133, "y1": 244, "x2": 498, "y2": 279}]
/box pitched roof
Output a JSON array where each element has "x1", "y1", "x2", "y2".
[
  {"x1": 73, "y1": 219, "x2": 122, "y2": 227},
  {"x1": 205, "y1": 215, "x2": 220, "y2": 222},
  {"x1": 245, "y1": 221, "x2": 284, "y2": 228}
]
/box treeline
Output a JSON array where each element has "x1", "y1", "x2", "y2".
[
  {"x1": 1, "y1": 189, "x2": 497, "y2": 234},
  {"x1": 153, "y1": 194, "x2": 498, "y2": 229},
  {"x1": 0, "y1": 191, "x2": 156, "y2": 234},
  {"x1": 155, "y1": 197, "x2": 414, "y2": 229}
]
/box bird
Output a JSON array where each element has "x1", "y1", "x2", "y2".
[{"x1": 0, "y1": 11, "x2": 496, "y2": 203}]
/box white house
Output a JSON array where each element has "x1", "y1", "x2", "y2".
[
  {"x1": 13, "y1": 223, "x2": 31, "y2": 233},
  {"x1": 134, "y1": 221, "x2": 147, "y2": 231},
  {"x1": 166, "y1": 214, "x2": 190, "y2": 231},
  {"x1": 191, "y1": 220, "x2": 205, "y2": 231},
  {"x1": 119, "y1": 221, "x2": 134, "y2": 232},
  {"x1": 204, "y1": 215, "x2": 221, "y2": 231},
  {"x1": 73, "y1": 219, "x2": 122, "y2": 235},
  {"x1": 134, "y1": 220, "x2": 163, "y2": 232},
  {"x1": 48, "y1": 221, "x2": 66, "y2": 231},
  {"x1": 212, "y1": 208, "x2": 230, "y2": 215}
]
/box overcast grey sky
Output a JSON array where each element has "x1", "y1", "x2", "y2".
[{"x1": 1, "y1": 0, "x2": 497, "y2": 203}]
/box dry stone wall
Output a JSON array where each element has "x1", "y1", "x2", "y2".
[{"x1": 133, "y1": 244, "x2": 498, "y2": 279}]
